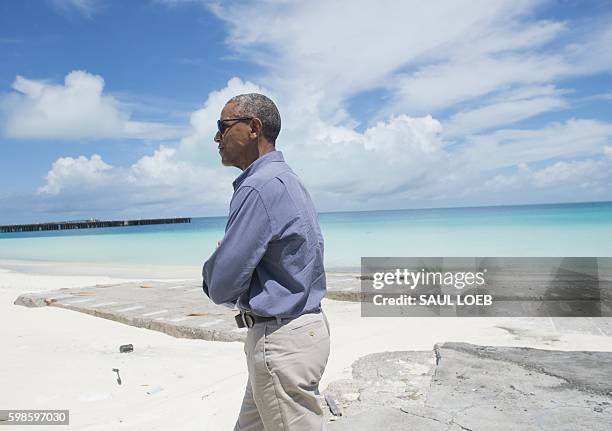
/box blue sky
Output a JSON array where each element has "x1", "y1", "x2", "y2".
[{"x1": 0, "y1": 0, "x2": 611, "y2": 224}]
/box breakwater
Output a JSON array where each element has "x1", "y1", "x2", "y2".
[{"x1": 0, "y1": 217, "x2": 191, "y2": 233}]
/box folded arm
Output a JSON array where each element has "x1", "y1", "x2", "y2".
[{"x1": 202, "y1": 186, "x2": 273, "y2": 305}]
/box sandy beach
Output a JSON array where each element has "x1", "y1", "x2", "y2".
[{"x1": 3, "y1": 259, "x2": 612, "y2": 430}]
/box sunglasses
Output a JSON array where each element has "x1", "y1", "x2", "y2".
[{"x1": 216, "y1": 117, "x2": 253, "y2": 135}]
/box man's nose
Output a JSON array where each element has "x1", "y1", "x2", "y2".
[{"x1": 214, "y1": 131, "x2": 221, "y2": 143}]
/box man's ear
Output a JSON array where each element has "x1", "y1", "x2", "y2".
[{"x1": 250, "y1": 118, "x2": 263, "y2": 139}]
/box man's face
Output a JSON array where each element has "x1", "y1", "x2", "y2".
[{"x1": 214, "y1": 102, "x2": 255, "y2": 169}]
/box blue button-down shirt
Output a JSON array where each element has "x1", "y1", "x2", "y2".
[{"x1": 202, "y1": 150, "x2": 326, "y2": 318}]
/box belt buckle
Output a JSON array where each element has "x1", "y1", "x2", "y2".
[
  {"x1": 235, "y1": 312, "x2": 246, "y2": 328},
  {"x1": 237, "y1": 311, "x2": 255, "y2": 328}
]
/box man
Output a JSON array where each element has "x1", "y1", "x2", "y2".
[{"x1": 202, "y1": 93, "x2": 330, "y2": 431}]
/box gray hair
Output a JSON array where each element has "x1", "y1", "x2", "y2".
[{"x1": 227, "y1": 93, "x2": 281, "y2": 143}]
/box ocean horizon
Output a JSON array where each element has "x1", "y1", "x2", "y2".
[{"x1": 1, "y1": 201, "x2": 611, "y2": 272}]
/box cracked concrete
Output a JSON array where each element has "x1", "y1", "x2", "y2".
[
  {"x1": 326, "y1": 342, "x2": 612, "y2": 430},
  {"x1": 13, "y1": 274, "x2": 363, "y2": 342}
]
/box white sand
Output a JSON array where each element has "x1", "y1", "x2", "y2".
[{"x1": 2, "y1": 259, "x2": 612, "y2": 430}]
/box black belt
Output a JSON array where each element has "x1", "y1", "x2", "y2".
[
  {"x1": 234, "y1": 311, "x2": 278, "y2": 328},
  {"x1": 235, "y1": 310, "x2": 320, "y2": 329}
]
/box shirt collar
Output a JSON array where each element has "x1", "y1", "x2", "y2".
[{"x1": 232, "y1": 150, "x2": 284, "y2": 190}]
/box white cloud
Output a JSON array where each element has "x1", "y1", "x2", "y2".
[
  {"x1": 291, "y1": 115, "x2": 447, "y2": 201},
  {"x1": 0, "y1": 71, "x2": 186, "y2": 140},
  {"x1": 386, "y1": 23, "x2": 612, "y2": 118},
  {"x1": 36, "y1": 147, "x2": 233, "y2": 216},
  {"x1": 531, "y1": 159, "x2": 608, "y2": 188},
  {"x1": 128, "y1": 145, "x2": 229, "y2": 193},
  {"x1": 48, "y1": 0, "x2": 98, "y2": 17},
  {"x1": 456, "y1": 119, "x2": 612, "y2": 171},
  {"x1": 362, "y1": 115, "x2": 442, "y2": 155},
  {"x1": 444, "y1": 86, "x2": 568, "y2": 136},
  {"x1": 37, "y1": 154, "x2": 113, "y2": 195},
  {"x1": 210, "y1": 1, "x2": 574, "y2": 118},
  {"x1": 482, "y1": 158, "x2": 612, "y2": 200},
  {"x1": 391, "y1": 53, "x2": 570, "y2": 115}
]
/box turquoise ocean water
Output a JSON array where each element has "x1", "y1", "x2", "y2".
[{"x1": 1, "y1": 202, "x2": 611, "y2": 271}]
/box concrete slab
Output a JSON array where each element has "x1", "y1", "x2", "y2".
[
  {"x1": 14, "y1": 274, "x2": 612, "y2": 342},
  {"x1": 325, "y1": 343, "x2": 612, "y2": 431},
  {"x1": 13, "y1": 274, "x2": 363, "y2": 342},
  {"x1": 14, "y1": 279, "x2": 244, "y2": 342}
]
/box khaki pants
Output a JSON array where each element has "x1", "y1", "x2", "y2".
[{"x1": 234, "y1": 310, "x2": 331, "y2": 431}]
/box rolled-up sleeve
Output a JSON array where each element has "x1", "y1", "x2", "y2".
[{"x1": 202, "y1": 186, "x2": 273, "y2": 305}]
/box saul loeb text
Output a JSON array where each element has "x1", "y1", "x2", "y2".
[{"x1": 370, "y1": 268, "x2": 493, "y2": 308}]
